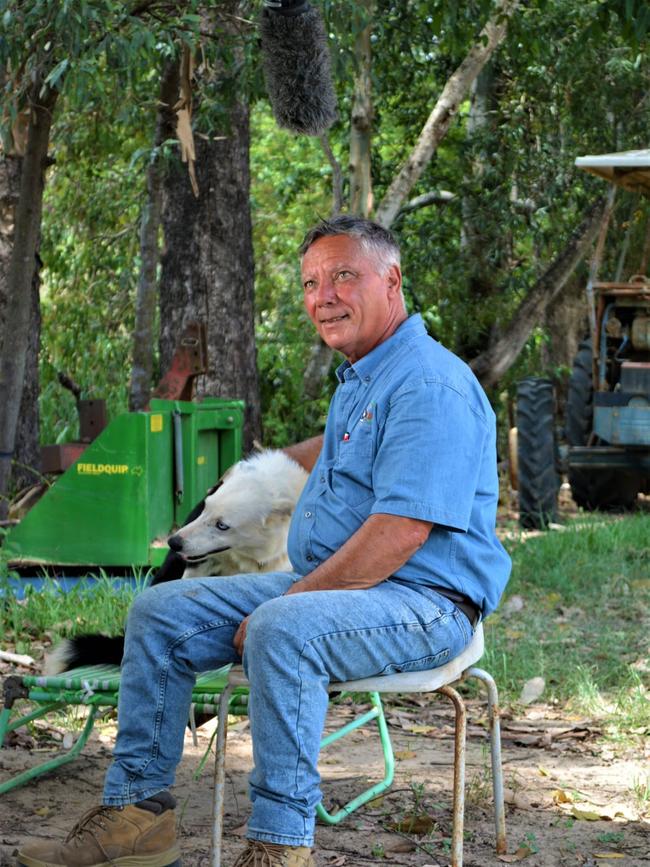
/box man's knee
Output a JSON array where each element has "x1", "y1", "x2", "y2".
[
  {"x1": 246, "y1": 596, "x2": 302, "y2": 656},
  {"x1": 126, "y1": 584, "x2": 173, "y2": 632}
]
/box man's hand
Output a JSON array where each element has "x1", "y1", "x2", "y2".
[{"x1": 233, "y1": 616, "x2": 250, "y2": 657}]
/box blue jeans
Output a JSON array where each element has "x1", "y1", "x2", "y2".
[{"x1": 103, "y1": 573, "x2": 473, "y2": 847}]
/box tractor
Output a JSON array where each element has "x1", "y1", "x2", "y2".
[{"x1": 517, "y1": 149, "x2": 650, "y2": 529}]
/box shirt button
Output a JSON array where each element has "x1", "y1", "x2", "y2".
[
  {"x1": 306, "y1": 555, "x2": 314, "y2": 562},
  {"x1": 304, "y1": 511, "x2": 312, "y2": 518}
]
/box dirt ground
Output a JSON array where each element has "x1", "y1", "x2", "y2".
[{"x1": 1, "y1": 691, "x2": 648, "y2": 867}]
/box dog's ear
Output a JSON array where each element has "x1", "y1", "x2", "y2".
[
  {"x1": 269, "y1": 505, "x2": 294, "y2": 519},
  {"x1": 206, "y1": 479, "x2": 224, "y2": 497}
]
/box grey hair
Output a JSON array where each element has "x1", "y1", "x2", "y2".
[{"x1": 299, "y1": 216, "x2": 401, "y2": 275}]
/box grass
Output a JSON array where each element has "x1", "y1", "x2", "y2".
[
  {"x1": 482, "y1": 512, "x2": 650, "y2": 734},
  {"x1": 0, "y1": 570, "x2": 147, "y2": 656}
]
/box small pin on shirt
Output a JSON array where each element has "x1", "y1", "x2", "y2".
[{"x1": 342, "y1": 432, "x2": 350, "y2": 441}]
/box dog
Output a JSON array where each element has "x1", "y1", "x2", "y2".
[{"x1": 45, "y1": 450, "x2": 308, "y2": 673}]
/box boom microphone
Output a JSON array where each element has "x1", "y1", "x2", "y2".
[{"x1": 260, "y1": 0, "x2": 338, "y2": 136}]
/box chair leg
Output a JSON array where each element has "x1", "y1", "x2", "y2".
[
  {"x1": 211, "y1": 683, "x2": 235, "y2": 867},
  {"x1": 437, "y1": 685, "x2": 466, "y2": 867},
  {"x1": 467, "y1": 667, "x2": 507, "y2": 855}
]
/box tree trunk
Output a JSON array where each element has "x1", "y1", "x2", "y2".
[
  {"x1": 0, "y1": 78, "x2": 57, "y2": 514},
  {"x1": 461, "y1": 61, "x2": 502, "y2": 299},
  {"x1": 469, "y1": 198, "x2": 605, "y2": 388},
  {"x1": 159, "y1": 97, "x2": 261, "y2": 453},
  {"x1": 349, "y1": 1, "x2": 374, "y2": 217},
  {"x1": 0, "y1": 153, "x2": 42, "y2": 494},
  {"x1": 129, "y1": 61, "x2": 179, "y2": 412},
  {"x1": 375, "y1": 0, "x2": 519, "y2": 228}
]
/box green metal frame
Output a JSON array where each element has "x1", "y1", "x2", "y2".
[
  {"x1": 0, "y1": 667, "x2": 394, "y2": 822},
  {"x1": 316, "y1": 691, "x2": 394, "y2": 824}
]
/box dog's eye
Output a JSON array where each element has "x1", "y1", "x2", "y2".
[{"x1": 215, "y1": 520, "x2": 230, "y2": 531}]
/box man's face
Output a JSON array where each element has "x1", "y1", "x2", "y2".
[{"x1": 301, "y1": 234, "x2": 404, "y2": 363}]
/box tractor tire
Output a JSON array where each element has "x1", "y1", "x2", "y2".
[
  {"x1": 516, "y1": 377, "x2": 559, "y2": 529},
  {"x1": 566, "y1": 339, "x2": 639, "y2": 511}
]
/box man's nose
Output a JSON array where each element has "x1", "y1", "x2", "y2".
[{"x1": 315, "y1": 278, "x2": 337, "y2": 304}]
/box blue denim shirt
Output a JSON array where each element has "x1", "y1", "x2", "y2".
[{"x1": 287, "y1": 314, "x2": 511, "y2": 616}]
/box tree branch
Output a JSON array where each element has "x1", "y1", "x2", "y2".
[
  {"x1": 375, "y1": 0, "x2": 519, "y2": 228},
  {"x1": 396, "y1": 189, "x2": 457, "y2": 218},
  {"x1": 319, "y1": 133, "x2": 344, "y2": 216},
  {"x1": 469, "y1": 197, "x2": 606, "y2": 388}
]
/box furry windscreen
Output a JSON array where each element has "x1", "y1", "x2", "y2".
[{"x1": 260, "y1": 5, "x2": 337, "y2": 136}]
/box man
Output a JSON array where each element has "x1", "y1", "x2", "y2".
[{"x1": 17, "y1": 217, "x2": 510, "y2": 867}]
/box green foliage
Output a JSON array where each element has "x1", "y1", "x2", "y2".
[{"x1": 39, "y1": 95, "x2": 149, "y2": 442}]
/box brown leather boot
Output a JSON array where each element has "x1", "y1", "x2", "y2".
[
  {"x1": 16, "y1": 796, "x2": 181, "y2": 867},
  {"x1": 231, "y1": 841, "x2": 314, "y2": 867}
]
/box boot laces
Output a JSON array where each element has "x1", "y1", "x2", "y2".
[
  {"x1": 234, "y1": 841, "x2": 299, "y2": 866},
  {"x1": 65, "y1": 805, "x2": 119, "y2": 844}
]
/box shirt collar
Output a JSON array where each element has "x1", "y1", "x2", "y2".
[{"x1": 335, "y1": 314, "x2": 426, "y2": 383}]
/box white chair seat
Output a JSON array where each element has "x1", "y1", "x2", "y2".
[{"x1": 332, "y1": 622, "x2": 485, "y2": 694}]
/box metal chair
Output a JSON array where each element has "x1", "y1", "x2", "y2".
[{"x1": 210, "y1": 622, "x2": 506, "y2": 867}]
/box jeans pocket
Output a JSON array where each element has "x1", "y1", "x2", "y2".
[{"x1": 380, "y1": 647, "x2": 450, "y2": 675}]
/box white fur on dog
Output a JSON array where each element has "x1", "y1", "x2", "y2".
[{"x1": 172, "y1": 449, "x2": 307, "y2": 577}]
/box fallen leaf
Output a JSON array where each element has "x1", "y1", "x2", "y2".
[
  {"x1": 503, "y1": 789, "x2": 533, "y2": 810},
  {"x1": 552, "y1": 789, "x2": 574, "y2": 804},
  {"x1": 389, "y1": 812, "x2": 437, "y2": 835},
  {"x1": 598, "y1": 803, "x2": 634, "y2": 821},
  {"x1": 593, "y1": 855, "x2": 625, "y2": 860},
  {"x1": 497, "y1": 847, "x2": 533, "y2": 862},
  {"x1": 538, "y1": 765, "x2": 552, "y2": 777},
  {"x1": 570, "y1": 806, "x2": 601, "y2": 821},
  {"x1": 34, "y1": 807, "x2": 50, "y2": 817},
  {"x1": 407, "y1": 724, "x2": 438, "y2": 734},
  {"x1": 519, "y1": 677, "x2": 545, "y2": 705},
  {"x1": 394, "y1": 749, "x2": 417, "y2": 760},
  {"x1": 386, "y1": 839, "x2": 417, "y2": 853}
]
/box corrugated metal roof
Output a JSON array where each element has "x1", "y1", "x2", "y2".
[{"x1": 575, "y1": 149, "x2": 650, "y2": 195}]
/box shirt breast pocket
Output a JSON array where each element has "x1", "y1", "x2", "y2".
[
  {"x1": 336, "y1": 422, "x2": 375, "y2": 461},
  {"x1": 334, "y1": 426, "x2": 375, "y2": 508}
]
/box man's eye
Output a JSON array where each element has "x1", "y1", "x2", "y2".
[
  {"x1": 335, "y1": 270, "x2": 352, "y2": 280},
  {"x1": 216, "y1": 520, "x2": 230, "y2": 531},
  {"x1": 303, "y1": 279, "x2": 315, "y2": 290}
]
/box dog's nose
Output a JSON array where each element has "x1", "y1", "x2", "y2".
[{"x1": 168, "y1": 534, "x2": 184, "y2": 552}]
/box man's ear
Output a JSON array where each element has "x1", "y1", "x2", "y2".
[{"x1": 386, "y1": 263, "x2": 402, "y2": 297}]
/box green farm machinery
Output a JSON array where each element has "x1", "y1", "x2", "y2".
[
  {"x1": 2, "y1": 324, "x2": 244, "y2": 574},
  {"x1": 517, "y1": 150, "x2": 650, "y2": 528}
]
